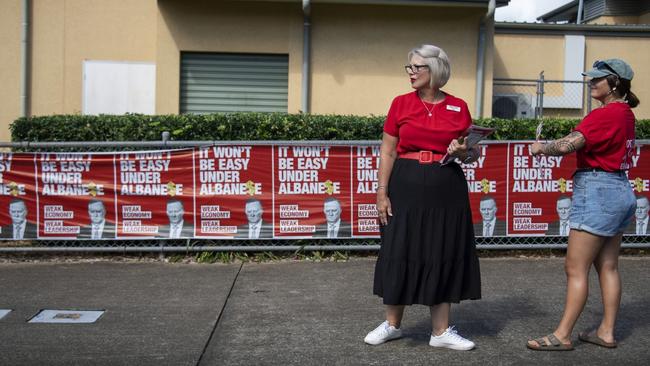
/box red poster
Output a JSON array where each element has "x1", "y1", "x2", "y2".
[
  {"x1": 464, "y1": 144, "x2": 509, "y2": 237},
  {"x1": 36, "y1": 152, "x2": 116, "y2": 239},
  {"x1": 115, "y1": 150, "x2": 195, "y2": 238},
  {"x1": 626, "y1": 143, "x2": 650, "y2": 235},
  {"x1": 0, "y1": 153, "x2": 38, "y2": 240},
  {"x1": 507, "y1": 142, "x2": 577, "y2": 236},
  {"x1": 194, "y1": 145, "x2": 273, "y2": 238},
  {"x1": 351, "y1": 145, "x2": 380, "y2": 237},
  {"x1": 274, "y1": 145, "x2": 352, "y2": 238}
]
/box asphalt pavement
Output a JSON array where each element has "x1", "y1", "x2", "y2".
[{"x1": 1, "y1": 257, "x2": 648, "y2": 365}]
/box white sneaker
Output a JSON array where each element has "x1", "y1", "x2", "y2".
[
  {"x1": 429, "y1": 326, "x2": 475, "y2": 350},
  {"x1": 364, "y1": 320, "x2": 403, "y2": 345}
]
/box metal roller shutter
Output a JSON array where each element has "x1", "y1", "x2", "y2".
[{"x1": 180, "y1": 53, "x2": 289, "y2": 113}]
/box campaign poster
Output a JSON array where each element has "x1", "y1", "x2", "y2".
[
  {"x1": 463, "y1": 143, "x2": 509, "y2": 237},
  {"x1": 274, "y1": 145, "x2": 352, "y2": 238},
  {"x1": 116, "y1": 149, "x2": 195, "y2": 238},
  {"x1": 351, "y1": 145, "x2": 380, "y2": 237},
  {"x1": 507, "y1": 142, "x2": 576, "y2": 236},
  {"x1": 0, "y1": 153, "x2": 38, "y2": 240},
  {"x1": 194, "y1": 145, "x2": 273, "y2": 239},
  {"x1": 626, "y1": 143, "x2": 650, "y2": 235},
  {"x1": 36, "y1": 152, "x2": 116, "y2": 239}
]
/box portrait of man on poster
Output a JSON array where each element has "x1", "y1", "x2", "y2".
[
  {"x1": 473, "y1": 195, "x2": 506, "y2": 237},
  {"x1": 546, "y1": 195, "x2": 572, "y2": 236},
  {"x1": 236, "y1": 198, "x2": 273, "y2": 239},
  {"x1": 158, "y1": 199, "x2": 194, "y2": 239},
  {"x1": 314, "y1": 197, "x2": 351, "y2": 238},
  {"x1": 1, "y1": 198, "x2": 37, "y2": 240},
  {"x1": 78, "y1": 199, "x2": 115, "y2": 239}
]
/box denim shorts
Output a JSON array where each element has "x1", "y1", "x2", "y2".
[{"x1": 570, "y1": 170, "x2": 636, "y2": 237}]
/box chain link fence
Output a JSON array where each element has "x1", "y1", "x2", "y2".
[
  {"x1": 2, "y1": 235, "x2": 649, "y2": 253},
  {"x1": 1, "y1": 138, "x2": 648, "y2": 253},
  {"x1": 493, "y1": 72, "x2": 593, "y2": 119}
]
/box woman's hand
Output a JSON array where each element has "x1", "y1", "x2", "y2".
[
  {"x1": 376, "y1": 190, "x2": 392, "y2": 226},
  {"x1": 447, "y1": 137, "x2": 468, "y2": 158},
  {"x1": 530, "y1": 142, "x2": 544, "y2": 156}
]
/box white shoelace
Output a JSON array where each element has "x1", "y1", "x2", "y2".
[
  {"x1": 443, "y1": 326, "x2": 467, "y2": 342},
  {"x1": 377, "y1": 322, "x2": 391, "y2": 336}
]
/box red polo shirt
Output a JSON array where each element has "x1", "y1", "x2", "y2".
[
  {"x1": 383, "y1": 91, "x2": 472, "y2": 155},
  {"x1": 574, "y1": 102, "x2": 636, "y2": 171}
]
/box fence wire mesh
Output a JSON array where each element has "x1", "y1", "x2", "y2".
[
  {"x1": 1, "y1": 235, "x2": 648, "y2": 253},
  {"x1": 1, "y1": 133, "x2": 648, "y2": 253},
  {"x1": 493, "y1": 74, "x2": 594, "y2": 119}
]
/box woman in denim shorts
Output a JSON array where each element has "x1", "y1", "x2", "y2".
[{"x1": 526, "y1": 59, "x2": 640, "y2": 351}]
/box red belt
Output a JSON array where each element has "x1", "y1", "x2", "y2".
[{"x1": 398, "y1": 151, "x2": 445, "y2": 164}]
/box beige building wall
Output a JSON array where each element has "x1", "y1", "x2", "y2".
[
  {"x1": 0, "y1": 0, "x2": 158, "y2": 140},
  {"x1": 309, "y1": 4, "x2": 484, "y2": 116},
  {"x1": 2, "y1": 0, "x2": 491, "y2": 140},
  {"x1": 0, "y1": 1, "x2": 23, "y2": 141},
  {"x1": 585, "y1": 36, "x2": 650, "y2": 118},
  {"x1": 495, "y1": 32, "x2": 650, "y2": 119},
  {"x1": 588, "y1": 16, "x2": 645, "y2": 25},
  {"x1": 640, "y1": 12, "x2": 650, "y2": 24},
  {"x1": 156, "y1": 0, "x2": 303, "y2": 114},
  {"x1": 157, "y1": 1, "x2": 486, "y2": 117},
  {"x1": 35, "y1": 0, "x2": 158, "y2": 116},
  {"x1": 494, "y1": 34, "x2": 565, "y2": 80}
]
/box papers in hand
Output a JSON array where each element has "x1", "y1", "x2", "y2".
[
  {"x1": 535, "y1": 120, "x2": 544, "y2": 141},
  {"x1": 440, "y1": 124, "x2": 495, "y2": 165}
]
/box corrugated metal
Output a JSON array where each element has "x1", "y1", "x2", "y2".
[
  {"x1": 180, "y1": 53, "x2": 288, "y2": 114},
  {"x1": 604, "y1": 0, "x2": 650, "y2": 15},
  {"x1": 583, "y1": 0, "x2": 606, "y2": 21}
]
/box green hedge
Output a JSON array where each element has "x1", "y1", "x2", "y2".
[{"x1": 11, "y1": 113, "x2": 650, "y2": 143}]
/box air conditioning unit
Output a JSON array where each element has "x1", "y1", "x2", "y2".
[{"x1": 492, "y1": 93, "x2": 535, "y2": 119}]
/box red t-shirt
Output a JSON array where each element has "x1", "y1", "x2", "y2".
[
  {"x1": 574, "y1": 102, "x2": 636, "y2": 171},
  {"x1": 383, "y1": 91, "x2": 472, "y2": 154}
]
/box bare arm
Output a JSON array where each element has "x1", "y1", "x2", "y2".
[
  {"x1": 377, "y1": 133, "x2": 398, "y2": 225},
  {"x1": 531, "y1": 131, "x2": 586, "y2": 156}
]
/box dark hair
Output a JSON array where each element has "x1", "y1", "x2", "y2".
[
  {"x1": 606, "y1": 75, "x2": 640, "y2": 108},
  {"x1": 245, "y1": 198, "x2": 261, "y2": 205},
  {"x1": 166, "y1": 198, "x2": 183, "y2": 208},
  {"x1": 480, "y1": 195, "x2": 495, "y2": 203},
  {"x1": 88, "y1": 198, "x2": 104, "y2": 207}
]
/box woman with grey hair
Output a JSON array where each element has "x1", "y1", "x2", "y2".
[{"x1": 364, "y1": 44, "x2": 481, "y2": 350}]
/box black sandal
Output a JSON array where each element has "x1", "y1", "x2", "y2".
[{"x1": 527, "y1": 333, "x2": 574, "y2": 351}]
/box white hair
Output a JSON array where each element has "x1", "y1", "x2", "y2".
[{"x1": 408, "y1": 44, "x2": 451, "y2": 88}]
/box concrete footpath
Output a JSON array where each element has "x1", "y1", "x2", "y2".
[{"x1": 0, "y1": 257, "x2": 648, "y2": 365}]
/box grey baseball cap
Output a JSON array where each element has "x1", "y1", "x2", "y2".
[{"x1": 582, "y1": 59, "x2": 634, "y2": 80}]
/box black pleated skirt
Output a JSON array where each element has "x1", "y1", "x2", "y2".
[{"x1": 373, "y1": 158, "x2": 481, "y2": 306}]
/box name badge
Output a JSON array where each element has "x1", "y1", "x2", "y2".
[{"x1": 446, "y1": 105, "x2": 461, "y2": 112}]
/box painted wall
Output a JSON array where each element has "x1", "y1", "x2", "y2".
[
  {"x1": 0, "y1": 1, "x2": 23, "y2": 141},
  {"x1": 156, "y1": 1, "x2": 486, "y2": 117},
  {"x1": 588, "y1": 16, "x2": 645, "y2": 25},
  {"x1": 308, "y1": 4, "x2": 484, "y2": 116},
  {"x1": 156, "y1": 0, "x2": 303, "y2": 114},
  {"x1": 0, "y1": 0, "x2": 158, "y2": 140},
  {"x1": 495, "y1": 32, "x2": 650, "y2": 118},
  {"x1": 585, "y1": 36, "x2": 650, "y2": 118},
  {"x1": 1, "y1": 0, "x2": 491, "y2": 141}
]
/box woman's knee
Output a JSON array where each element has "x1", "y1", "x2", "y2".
[
  {"x1": 564, "y1": 259, "x2": 589, "y2": 278},
  {"x1": 594, "y1": 259, "x2": 619, "y2": 274}
]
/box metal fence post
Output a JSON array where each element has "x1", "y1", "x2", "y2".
[
  {"x1": 161, "y1": 131, "x2": 170, "y2": 148},
  {"x1": 536, "y1": 71, "x2": 545, "y2": 119}
]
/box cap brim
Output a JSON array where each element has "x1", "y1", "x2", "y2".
[{"x1": 582, "y1": 69, "x2": 612, "y2": 78}]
